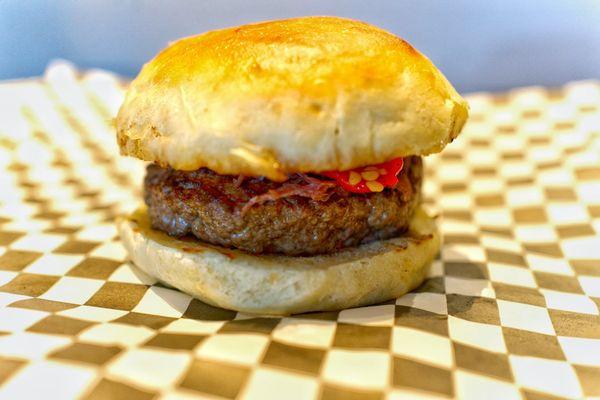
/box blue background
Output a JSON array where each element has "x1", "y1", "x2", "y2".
[{"x1": 1, "y1": 0, "x2": 599, "y2": 92}]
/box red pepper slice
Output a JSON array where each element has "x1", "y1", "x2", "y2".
[{"x1": 320, "y1": 158, "x2": 404, "y2": 193}]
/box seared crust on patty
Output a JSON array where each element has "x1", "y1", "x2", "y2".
[{"x1": 144, "y1": 157, "x2": 422, "y2": 255}]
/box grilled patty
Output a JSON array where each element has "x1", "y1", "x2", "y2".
[{"x1": 144, "y1": 156, "x2": 422, "y2": 255}]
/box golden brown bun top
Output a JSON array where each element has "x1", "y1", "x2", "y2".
[
  {"x1": 146, "y1": 16, "x2": 426, "y2": 97},
  {"x1": 117, "y1": 16, "x2": 468, "y2": 180}
]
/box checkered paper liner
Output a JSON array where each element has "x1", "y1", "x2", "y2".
[{"x1": 0, "y1": 61, "x2": 599, "y2": 400}]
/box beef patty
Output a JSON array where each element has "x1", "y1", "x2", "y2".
[{"x1": 144, "y1": 156, "x2": 422, "y2": 255}]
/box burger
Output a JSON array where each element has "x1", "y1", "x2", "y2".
[{"x1": 116, "y1": 16, "x2": 468, "y2": 315}]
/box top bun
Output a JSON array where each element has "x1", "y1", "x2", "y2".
[{"x1": 116, "y1": 16, "x2": 468, "y2": 180}]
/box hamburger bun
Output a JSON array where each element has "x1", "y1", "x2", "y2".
[
  {"x1": 116, "y1": 16, "x2": 468, "y2": 180},
  {"x1": 118, "y1": 207, "x2": 440, "y2": 315}
]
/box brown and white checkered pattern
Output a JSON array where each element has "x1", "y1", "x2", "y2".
[{"x1": 0, "y1": 61, "x2": 598, "y2": 400}]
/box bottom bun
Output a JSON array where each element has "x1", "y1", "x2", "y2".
[{"x1": 118, "y1": 206, "x2": 440, "y2": 315}]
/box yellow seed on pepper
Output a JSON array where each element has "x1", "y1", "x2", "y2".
[
  {"x1": 361, "y1": 171, "x2": 379, "y2": 181},
  {"x1": 366, "y1": 181, "x2": 384, "y2": 192},
  {"x1": 348, "y1": 171, "x2": 361, "y2": 185}
]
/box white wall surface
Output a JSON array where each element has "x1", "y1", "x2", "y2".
[{"x1": 1, "y1": 0, "x2": 599, "y2": 92}]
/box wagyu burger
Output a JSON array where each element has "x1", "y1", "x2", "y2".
[{"x1": 116, "y1": 16, "x2": 468, "y2": 315}]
